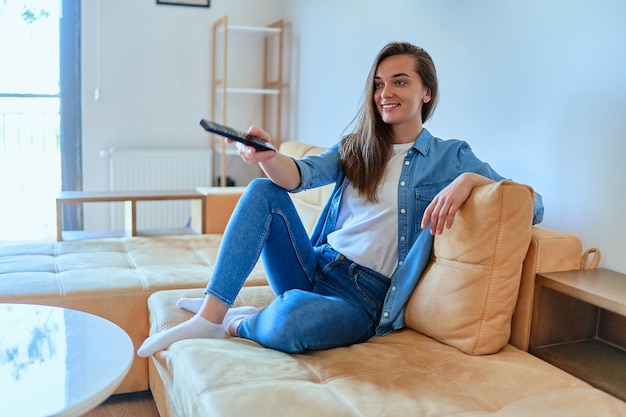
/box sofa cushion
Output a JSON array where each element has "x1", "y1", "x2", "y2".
[
  {"x1": 404, "y1": 181, "x2": 534, "y2": 355},
  {"x1": 279, "y1": 141, "x2": 333, "y2": 235},
  {"x1": 147, "y1": 288, "x2": 626, "y2": 417},
  {"x1": 0, "y1": 234, "x2": 268, "y2": 393}
]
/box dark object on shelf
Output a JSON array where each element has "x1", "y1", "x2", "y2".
[{"x1": 217, "y1": 176, "x2": 236, "y2": 187}]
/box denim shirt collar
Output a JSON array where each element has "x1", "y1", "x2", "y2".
[{"x1": 412, "y1": 127, "x2": 433, "y2": 157}]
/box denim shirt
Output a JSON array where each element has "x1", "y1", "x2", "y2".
[{"x1": 292, "y1": 128, "x2": 544, "y2": 336}]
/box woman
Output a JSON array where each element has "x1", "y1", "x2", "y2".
[{"x1": 138, "y1": 42, "x2": 543, "y2": 357}]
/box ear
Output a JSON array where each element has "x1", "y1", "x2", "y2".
[{"x1": 423, "y1": 88, "x2": 432, "y2": 104}]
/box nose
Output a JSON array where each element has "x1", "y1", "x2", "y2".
[{"x1": 380, "y1": 83, "x2": 394, "y2": 99}]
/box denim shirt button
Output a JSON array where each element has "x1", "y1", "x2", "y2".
[
  {"x1": 400, "y1": 181, "x2": 406, "y2": 186},
  {"x1": 391, "y1": 286, "x2": 397, "y2": 291},
  {"x1": 400, "y1": 208, "x2": 406, "y2": 214},
  {"x1": 383, "y1": 312, "x2": 390, "y2": 318},
  {"x1": 398, "y1": 260, "x2": 403, "y2": 266}
]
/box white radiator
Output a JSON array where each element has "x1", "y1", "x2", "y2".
[{"x1": 104, "y1": 148, "x2": 212, "y2": 231}]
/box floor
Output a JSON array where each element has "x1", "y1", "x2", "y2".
[{"x1": 82, "y1": 391, "x2": 160, "y2": 417}]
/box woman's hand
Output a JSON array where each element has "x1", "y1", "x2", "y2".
[
  {"x1": 421, "y1": 172, "x2": 494, "y2": 235},
  {"x1": 228, "y1": 125, "x2": 301, "y2": 190},
  {"x1": 228, "y1": 126, "x2": 276, "y2": 164}
]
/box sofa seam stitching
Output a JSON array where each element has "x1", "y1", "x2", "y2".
[{"x1": 473, "y1": 183, "x2": 506, "y2": 354}]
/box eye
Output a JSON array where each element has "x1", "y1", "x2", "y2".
[
  {"x1": 395, "y1": 80, "x2": 407, "y2": 86},
  {"x1": 374, "y1": 81, "x2": 383, "y2": 89}
]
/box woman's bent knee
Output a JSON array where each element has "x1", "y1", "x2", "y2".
[
  {"x1": 239, "y1": 290, "x2": 372, "y2": 353},
  {"x1": 239, "y1": 290, "x2": 313, "y2": 353},
  {"x1": 247, "y1": 177, "x2": 283, "y2": 195}
]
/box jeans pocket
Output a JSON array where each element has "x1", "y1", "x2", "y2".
[{"x1": 352, "y1": 268, "x2": 390, "y2": 313}]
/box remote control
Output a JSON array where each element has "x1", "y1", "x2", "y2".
[{"x1": 199, "y1": 119, "x2": 276, "y2": 152}]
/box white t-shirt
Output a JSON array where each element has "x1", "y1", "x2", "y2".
[{"x1": 327, "y1": 142, "x2": 413, "y2": 277}]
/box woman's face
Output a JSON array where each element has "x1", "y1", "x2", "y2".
[{"x1": 374, "y1": 54, "x2": 431, "y2": 138}]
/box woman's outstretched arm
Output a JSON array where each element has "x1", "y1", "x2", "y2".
[{"x1": 230, "y1": 126, "x2": 301, "y2": 191}]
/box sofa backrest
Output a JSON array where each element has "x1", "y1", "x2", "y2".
[
  {"x1": 509, "y1": 226, "x2": 582, "y2": 350},
  {"x1": 279, "y1": 141, "x2": 333, "y2": 236}
]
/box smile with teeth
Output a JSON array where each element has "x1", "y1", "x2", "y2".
[{"x1": 382, "y1": 103, "x2": 399, "y2": 110}]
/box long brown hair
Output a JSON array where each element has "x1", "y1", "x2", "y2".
[{"x1": 340, "y1": 42, "x2": 439, "y2": 202}]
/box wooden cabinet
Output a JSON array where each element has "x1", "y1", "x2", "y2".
[
  {"x1": 210, "y1": 15, "x2": 284, "y2": 186},
  {"x1": 529, "y1": 268, "x2": 626, "y2": 401}
]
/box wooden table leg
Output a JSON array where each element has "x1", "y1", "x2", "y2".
[
  {"x1": 131, "y1": 200, "x2": 137, "y2": 236},
  {"x1": 56, "y1": 199, "x2": 63, "y2": 241},
  {"x1": 201, "y1": 196, "x2": 207, "y2": 234}
]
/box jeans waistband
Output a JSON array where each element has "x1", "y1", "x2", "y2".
[
  {"x1": 316, "y1": 243, "x2": 389, "y2": 281},
  {"x1": 317, "y1": 243, "x2": 350, "y2": 263}
]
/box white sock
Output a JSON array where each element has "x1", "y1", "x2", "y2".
[
  {"x1": 223, "y1": 306, "x2": 259, "y2": 335},
  {"x1": 176, "y1": 297, "x2": 205, "y2": 314},
  {"x1": 176, "y1": 300, "x2": 259, "y2": 334},
  {"x1": 137, "y1": 315, "x2": 224, "y2": 357}
]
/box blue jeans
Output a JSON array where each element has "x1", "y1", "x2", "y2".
[{"x1": 205, "y1": 178, "x2": 390, "y2": 353}]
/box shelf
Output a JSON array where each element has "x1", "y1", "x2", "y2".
[
  {"x1": 56, "y1": 190, "x2": 208, "y2": 240},
  {"x1": 61, "y1": 230, "x2": 131, "y2": 241},
  {"x1": 531, "y1": 339, "x2": 626, "y2": 401},
  {"x1": 217, "y1": 24, "x2": 281, "y2": 34},
  {"x1": 215, "y1": 87, "x2": 280, "y2": 95},
  {"x1": 61, "y1": 228, "x2": 199, "y2": 241},
  {"x1": 211, "y1": 15, "x2": 284, "y2": 187},
  {"x1": 136, "y1": 227, "x2": 200, "y2": 237},
  {"x1": 530, "y1": 268, "x2": 626, "y2": 402},
  {"x1": 536, "y1": 268, "x2": 626, "y2": 316}
]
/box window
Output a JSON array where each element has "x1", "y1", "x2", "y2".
[{"x1": 0, "y1": 0, "x2": 80, "y2": 240}]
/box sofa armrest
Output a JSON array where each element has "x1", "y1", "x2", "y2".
[
  {"x1": 191, "y1": 186, "x2": 246, "y2": 234},
  {"x1": 509, "y1": 226, "x2": 583, "y2": 351}
]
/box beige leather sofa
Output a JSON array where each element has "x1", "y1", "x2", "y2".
[
  {"x1": 144, "y1": 142, "x2": 625, "y2": 416},
  {"x1": 1, "y1": 141, "x2": 624, "y2": 416},
  {"x1": 0, "y1": 192, "x2": 251, "y2": 393}
]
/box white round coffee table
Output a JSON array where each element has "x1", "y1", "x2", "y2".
[{"x1": 0, "y1": 303, "x2": 134, "y2": 417}]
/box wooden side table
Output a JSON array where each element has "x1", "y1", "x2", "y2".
[
  {"x1": 56, "y1": 190, "x2": 207, "y2": 241},
  {"x1": 529, "y1": 268, "x2": 626, "y2": 401}
]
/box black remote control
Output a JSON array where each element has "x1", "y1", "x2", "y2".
[{"x1": 199, "y1": 119, "x2": 276, "y2": 152}]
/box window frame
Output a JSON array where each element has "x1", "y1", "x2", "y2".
[{"x1": 59, "y1": 0, "x2": 82, "y2": 230}]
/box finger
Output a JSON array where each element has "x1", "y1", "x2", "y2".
[
  {"x1": 429, "y1": 200, "x2": 446, "y2": 235},
  {"x1": 246, "y1": 126, "x2": 270, "y2": 142},
  {"x1": 423, "y1": 198, "x2": 443, "y2": 234},
  {"x1": 436, "y1": 205, "x2": 448, "y2": 235},
  {"x1": 436, "y1": 197, "x2": 459, "y2": 235},
  {"x1": 236, "y1": 143, "x2": 255, "y2": 160},
  {"x1": 445, "y1": 206, "x2": 458, "y2": 230},
  {"x1": 421, "y1": 202, "x2": 435, "y2": 230},
  {"x1": 235, "y1": 142, "x2": 247, "y2": 155},
  {"x1": 246, "y1": 125, "x2": 261, "y2": 136}
]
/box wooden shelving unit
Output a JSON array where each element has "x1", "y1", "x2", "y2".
[
  {"x1": 529, "y1": 268, "x2": 626, "y2": 401},
  {"x1": 211, "y1": 16, "x2": 284, "y2": 186}
]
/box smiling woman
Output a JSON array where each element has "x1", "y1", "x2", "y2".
[{"x1": 0, "y1": 0, "x2": 61, "y2": 240}]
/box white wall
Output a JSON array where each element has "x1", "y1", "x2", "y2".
[
  {"x1": 80, "y1": 0, "x2": 286, "y2": 230},
  {"x1": 287, "y1": 0, "x2": 626, "y2": 274},
  {"x1": 81, "y1": 0, "x2": 626, "y2": 274}
]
